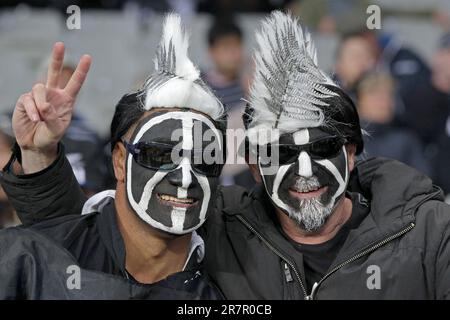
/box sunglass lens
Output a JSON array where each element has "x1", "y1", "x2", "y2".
[
  {"x1": 136, "y1": 144, "x2": 177, "y2": 170},
  {"x1": 310, "y1": 138, "x2": 343, "y2": 158},
  {"x1": 278, "y1": 145, "x2": 301, "y2": 165}
]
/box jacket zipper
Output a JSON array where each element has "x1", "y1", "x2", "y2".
[
  {"x1": 306, "y1": 188, "x2": 441, "y2": 300},
  {"x1": 305, "y1": 222, "x2": 415, "y2": 300},
  {"x1": 237, "y1": 215, "x2": 415, "y2": 300},
  {"x1": 236, "y1": 215, "x2": 308, "y2": 298}
]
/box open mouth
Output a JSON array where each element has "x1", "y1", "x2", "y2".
[
  {"x1": 289, "y1": 185, "x2": 328, "y2": 200},
  {"x1": 157, "y1": 193, "x2": 199, "y2": 208}
]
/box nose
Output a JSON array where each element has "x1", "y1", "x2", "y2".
[
  {"x1": 297, "y1": 151, "x2": 313, "y2": 177},
  {"x1": 166, "y1": 157, "x2": 193, "y2": 188}
]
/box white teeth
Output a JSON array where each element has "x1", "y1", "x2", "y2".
[
  {"x1": 159, "y1": 194, "x2": 195, "y2": 204},
  {"x1": 296, "y1": 186, "x2": 319, "y2": 193}
]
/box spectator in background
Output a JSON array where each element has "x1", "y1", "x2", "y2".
[
  {"x1": 203, "y1": 16, "x2": 246, "y2": 109},
  {"x1": 362, "y1": 31, "x2": 432, "y2": 93},
  {"x1": 356, "y1": 71, "x2": 431, "y2": 176},
  {"x1": 432, "y1": 33, "x2": 450, "y2": 96},
  {"x1": 433, "y1": 0, "x2": 450, "y2": 31},
  {"x1": 203, "y1": 16, "x2": 253, "y2": 188},
  {"x1": 334, "y1": 32, "x2": 376, "y2": 95},
  {"x1": 360, "y1": 31, "x2": 445, "y2": 143},
  {"x1": 428, "y1": 33, "x2": 450, "y2": 199}
]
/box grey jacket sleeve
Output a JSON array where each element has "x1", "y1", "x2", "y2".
[
  {"x1": 0, "y1": 144, "x2": 87, "y2": 226},
  {"x1": 436, "y1": 210, "x2": 450, "y2": 300}
]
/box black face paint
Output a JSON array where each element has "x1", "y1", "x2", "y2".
[
  {"x1": 125, "y1": 111, "x2": 222, "y2": 235},
  {"x1": 259, "y1": 127, "x2": 349, "y2": 231}
]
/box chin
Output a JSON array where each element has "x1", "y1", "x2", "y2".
[{"x1": 287, "y1": 198, "x2": 335, "y2": 232}]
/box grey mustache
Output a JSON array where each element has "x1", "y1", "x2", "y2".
[{"x1": 292, "y1": 176, "x2": 321, "y2": 192}]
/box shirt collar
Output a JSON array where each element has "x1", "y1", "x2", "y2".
[
  {"x1": 86, "y1": 190, "x2": 205, "y2": 273},
  {"x1": 182, "y1": 230, "x2": 205, "y2": 271}
]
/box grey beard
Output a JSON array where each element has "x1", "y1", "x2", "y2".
[{"x1": 288, "y1": 176, "x2": 334, "y2": 232}]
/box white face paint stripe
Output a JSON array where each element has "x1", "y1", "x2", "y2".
[
  {"x1": 259, "y1": 157, "x2": 293, "y2": 214},
  {"x1": 293, "y1": 129, "x2": 309, "y2": 145},
  {"x1": 137, "y1": 170, "x2": 168, "y2": 211},
  {"x1": 182, "y1": 116, "x2": 193, "y2": 150},
  {"x1": 128, "y1": 152, "x2": 207, "y2": 234},
  {"x1": 132, "y1": 111, "x2": 222, "y2": 150},
  {"x1": 128, "y1": 155, "x2": 169, "y2": 230},
  {"x1": 177, "y1": 187, "x2": 188, "y2": 199},
  {"x1": 171, "y1": 116, "x2": 194, "y2": 231},
  {"x1": 171, "y1": 207, "x2": 187, "y2": 232},
  {"x1": 314, "y1": 146, "x2": 348, "y2": 207},
  {"x1": 293, "y1": 129, "x2": 313, "y2": 177},
  {"x1": 180, "y1": 117, "x2": 193, "y2": 190},
  {"x1": 127, "y1": 111, "x2": 220, "y2": 235},
  {"x1": 259, "y1": 144, "x2": 349, "y2": 218},
  {"x1": 298, "y1": 151, "x2": 313, "y2": 177},
  {"x1": 193, "y1": 173, "x2": 211, "y2": 222}
]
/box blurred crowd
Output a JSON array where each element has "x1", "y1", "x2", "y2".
[{"x1": 1, "y1": 0, "x2": 450, "y2": 228}]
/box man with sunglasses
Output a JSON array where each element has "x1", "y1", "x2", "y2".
[
  {"x1": 0, "y1": 14, "x2": 224, "y2": 299},
  {"x1": 2, "y1": 12, "x2": 450, "y2": 300}
]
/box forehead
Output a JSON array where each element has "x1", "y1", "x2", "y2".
[
  {"x1": 280, "y1": 127, "x2": 334, "y2": 145},
  {"x1": 131, "y1": 111, "x2": 220, "y2": 143}
]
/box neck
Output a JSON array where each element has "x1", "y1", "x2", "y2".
[
  {"x1": 276, "y1": 196, "x2": 353, "y2": 245},
  {"x1": 115, "y1": 184, "x2": 192, "y2": 284}
]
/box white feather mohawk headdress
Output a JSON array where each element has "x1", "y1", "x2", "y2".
[
  {"x1": 247, "y1": 11, "x2": 339, "y2": 139},
  {"x1": 141, "y1": 13, "x2": 224, "y2": 120}
]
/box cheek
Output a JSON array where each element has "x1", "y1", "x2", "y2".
[
  {"x1": 313, "y1": 148, "x2": 349, "y2": 200},
  {"x1": 127, "y1": 155, "x2": 160, "y2": 202},
  {"x1": 259, "y1": 161, "x2": 293, "y2": 197},
  {"x1": 203, "y1": 177, "x2": 219, "y2": 208},
  {"x1": 258, "y1": 164, "x2": 277, "y2": 194},
  {"x1": 327, "y1": 150, "x2": 348, "y2": 178}
]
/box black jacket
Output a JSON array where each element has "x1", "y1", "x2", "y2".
[
  {"x1": 2, "y1": 148, "x2": 450, "y2": 299},
  {"x1": 0, "y1": 227, "x2": 221, "y2": 299}
]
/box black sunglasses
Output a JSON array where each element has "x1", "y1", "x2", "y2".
[
  {"x1": 259, "y1": 136, "x2": 346, "y2": 165},
  {"x1": 122, "y1": 139, "x2": 224, "y2": 177}
]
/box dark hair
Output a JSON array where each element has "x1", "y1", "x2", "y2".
[
  {"x1": 110, "y1": 91, "x2": 145, "y2": 152},
  {"x1": 320, "y1": 84, "x2": 364, "y2": 155},
  {"x1": 208, "y1": 17, "x2": 243, "y2": 47}
]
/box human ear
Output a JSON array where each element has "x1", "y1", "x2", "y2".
[
  {"x1": 112, "y1": 142, "x2": 126, "y2": 182},
  {"x1": 248, "y1": 163, "x2": 262, "y2": 184},
  {"x1": 345, "y1": 144, "x2": 357, "y2": 173}
]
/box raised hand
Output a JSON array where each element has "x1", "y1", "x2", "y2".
[{"x1": 12, "y1": 42, "x2": 91, "y2": 173}]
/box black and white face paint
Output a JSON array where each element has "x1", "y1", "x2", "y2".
[
  {"x1": 126, "y1": 111, "x2": 222, "y2": 235},
  {"x1": 259, "y1": 127, "x2": 349, "y2": 232}
]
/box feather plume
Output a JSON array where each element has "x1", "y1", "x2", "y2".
[
  {"x1": 248, "y1": 11, "x2": 338, "y2": 133},
  {"x1": 141, "y1": 13, "x2": 224, "y2": 120}
]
